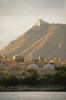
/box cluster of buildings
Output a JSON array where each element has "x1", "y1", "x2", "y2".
[{"x1": 0, "y1": 54, "x2": 66, "y2": 77}]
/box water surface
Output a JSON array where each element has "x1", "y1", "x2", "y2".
[{"x1": 0, "y1": 92, "x2": 66, "y2": 100}]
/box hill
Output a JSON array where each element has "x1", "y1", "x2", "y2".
[{"x1": 0, "y1": 20, "x2": 66, "y2": 60}]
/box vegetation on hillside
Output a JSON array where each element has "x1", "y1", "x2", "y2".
[{"x1": 0, "y1": 67, "x2": 66, "y2": 87}]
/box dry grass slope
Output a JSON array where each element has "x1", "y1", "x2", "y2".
[{"x1": 0, "y1": 24, "x2": 66, "y2": 60}]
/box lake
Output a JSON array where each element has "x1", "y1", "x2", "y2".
[{"x1": 0, "y1": 92, "x2": 66, "y2": 100}]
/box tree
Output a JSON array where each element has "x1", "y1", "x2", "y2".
[
  {"x1": 37, "y1": 77, "x2": 45, "y2": 85},
  {"x1": 52, "y1": 73, "x2": 62, "y2": 84},
  {"x1": 0, "y1": 77, "x2": 7, "y2": 86},
  {"x1": 24, "y1": 71, "x2": 38, "y2": 85},
  {"x1": 61, "y1": 72, "x2": 66, "y2": 86},
  {"x1": 6, "y1": 75, "x2": 19, "y2": 86}
]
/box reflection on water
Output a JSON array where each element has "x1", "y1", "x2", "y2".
[{"x1": 0, "y1": 92, "x2": 66, "y2": 100}]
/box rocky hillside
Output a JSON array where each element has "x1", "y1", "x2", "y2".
[{"x1": 0, "y1": 22, "x2": 66, "y2": 60}]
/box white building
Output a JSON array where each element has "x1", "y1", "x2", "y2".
[{"x1": 36, "y1": 19, "x2": 49, "y2": 26}]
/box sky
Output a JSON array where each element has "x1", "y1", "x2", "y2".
[{"x1": 0, "y1": 0, "x2": 66, "y2": 49}]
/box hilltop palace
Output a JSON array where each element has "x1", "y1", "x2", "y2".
[
  {"x1": 36, "y1": 19, "x2": 49, "y2": 26},
  {"x1": 0, "y1": 54, "x2": 66, "y2": 77}
]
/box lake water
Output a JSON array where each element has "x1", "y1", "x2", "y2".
[{"x1": 0, "y1": 92, "x2": 66, "y2": 100}]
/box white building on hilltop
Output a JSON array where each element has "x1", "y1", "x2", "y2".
[{"x1": 36, "y1": 19, "x2": 49, "y2": 26}]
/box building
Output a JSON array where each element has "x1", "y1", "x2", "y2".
[
  {"x1": 0, "y1": 54, "x2": 65, "y2": 77},
  {"x1": 36, "y1": 19, "x2": 49, "y2": 26},
  {"x1": 13, "y1": 54, "x2": 24, "y2": 62}
]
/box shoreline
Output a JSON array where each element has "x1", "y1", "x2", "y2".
[{"x1": 0, "y1": 85, "x2": 66, "y2": 92}]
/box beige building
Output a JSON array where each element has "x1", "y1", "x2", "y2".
[
  {"x1": 0, "y1": 54, "x2": 66, "y2": 77},
  {"x1": 36, "y1": 19, "x2": 49, "y2": 26}
]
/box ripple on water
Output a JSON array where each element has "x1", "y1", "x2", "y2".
[{"x1": 0, "y1": 92, "x2": 66, "y2": 100}]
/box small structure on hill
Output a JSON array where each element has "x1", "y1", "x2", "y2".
[{"x1": 36, "y1": 19, "x2": 49, "y2": 26}]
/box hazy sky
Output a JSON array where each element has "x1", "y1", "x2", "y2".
[{"x1": 0, "y1": 0, "x2": 66, "y2": 49}]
